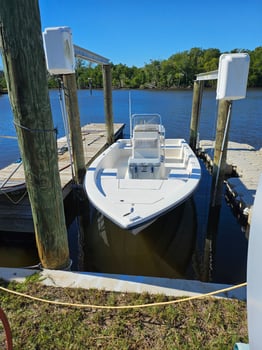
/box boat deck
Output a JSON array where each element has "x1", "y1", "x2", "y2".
[
  {"x1": 85, "y1": 137, "x2": 201, "y2": 232},
  {"x1": 0, "y1": 123, "x2": 124, "y2": 233}
]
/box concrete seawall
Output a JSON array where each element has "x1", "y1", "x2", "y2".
[{"x1": 0, "y1": 267, "x2": 246, "y2": 301}]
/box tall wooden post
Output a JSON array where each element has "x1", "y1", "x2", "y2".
[
  {"x1": 102, "y1": 64, "x2": 114, "y2": 145},
  {"x1": 62, "y1": 74, "x2": 86, "y2": 183},
  {"x1": 189, "y1": 80, "x2": 204, "y2": 151},
  {"x1": 203, "y1": 99, "x2": 232, "y2": 281},
  {"x1": 62, "y1": 73, "x2": 90, "y2": 270},
  {"x1": 0, "y1": 0, "x2": 70, "y2": 269},
  {"x1": 211, "y1": 99, "x2": 232, "y2": 207}
]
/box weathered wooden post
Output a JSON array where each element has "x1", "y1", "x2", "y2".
[
  {"x1": 203, "y1": 99, "x2": 232, "y2": 281},
  {"x1": 62, "y1": 73, "x2": 86, "y2": 183},
  {"x1": 0, "y1": 0, "x2": 70, "y2": 269},
  {"x1": 102, "y1": 64, "x2": 114, "y2": 145},
  {"x1": 211, "y1": 53, "x2": 249, "y2": 208},
  {"x1": 203, "y1": 53, "x2": 250, "y2": 281},
  {"x1": 189, "y1": 80, "x2": 204, "y2": 151},
  {"x1": 211, "y1": 99, "x2": 232, "y2": 207},
  {"x1": 61, "y1": 74, "x2": 89, "y2": 270}
]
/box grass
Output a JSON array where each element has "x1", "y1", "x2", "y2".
[{"x1": 0, "y1": 274, "x2": 248, "y2": 349}]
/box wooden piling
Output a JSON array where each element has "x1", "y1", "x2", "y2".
[
  {"x1": 189, "y1": 80, "x2": 204, "y2": 151},
  {"x1": 102, "y1": 65, "x2": 114, "y2": 145},
  {"x1": 62, "y1": 74, "x2": 86, "y2": 183},
  {"x1": 211, "y1": 99, "x2": 232, "y2": 207},
  {"x1": 203, "y1": 99, "x2": 232, "y2": 280},
  {"x1": 62, "y1": 73, "x2": 90, "y2": 271},
  {"x1": 0, "y1": 0, "x2": 70, "y2": 269}
]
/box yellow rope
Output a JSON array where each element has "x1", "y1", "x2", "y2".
[{"x1": 0, "y1": 282, "x2": 247, "y2": 310}]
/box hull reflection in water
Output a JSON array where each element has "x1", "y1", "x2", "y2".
[
  {"x1": 0, "y1": 244, "x2": 39, "y2": 268},
  {"x1": 85, "y1": 198, "x2": 197, "y2": 279}
]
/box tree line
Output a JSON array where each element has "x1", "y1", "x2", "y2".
[{"x1": 1, "y1": 46, "x2": 262, "y2": 92}]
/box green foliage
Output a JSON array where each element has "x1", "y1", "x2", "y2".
[
  {"x1": 1, "y1": 46, "x2": 262, "y2": 91},
  {"x1": 47, "y1": 73, "x2": 59, "y2": 89},
  {"x1": 0, "y1": 70, "x2": 7, "y2": 91},
  {"x1": 249, "y1": 47, "x2": 262, "y2": 87},
  {"x1": 69, "y1": 46, "x2": 262, "y2": 89}
]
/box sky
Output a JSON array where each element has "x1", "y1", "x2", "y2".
[{"x1": 1, "y1": 0, "x2": 262, "y2": 68}]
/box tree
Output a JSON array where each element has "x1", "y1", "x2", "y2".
[
  {"x1": 0, "y1": 70, "x2": 7, "y2": 91},
  {"x1": 41, "y1": 46, "x2": 262, "y2": 90},
  {"x1": 249, "y1": 47, "x2": 262, "y2": 87}
]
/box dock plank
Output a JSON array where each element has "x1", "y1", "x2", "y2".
[{"x1": 199, "y1": 140, "x2": 262, "y2": 223}]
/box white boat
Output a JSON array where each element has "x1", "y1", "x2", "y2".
[{"x1": 84, "y1": 114, "x2": 201, "y2": 234}]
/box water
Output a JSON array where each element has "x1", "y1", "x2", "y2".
[
  {"x1": 1, "y1": 89, "x2": 262, "y2": 164},
  {"x1": 1, "y1": 89, "x2": 262, "y2": 283}
]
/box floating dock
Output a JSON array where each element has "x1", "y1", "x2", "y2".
[
  {"x1": 0, "y1": 123, "x2": 124, "y2": 233},
  {"x1": 199, "y1": 140, "x2": 262, "y2": 226}
]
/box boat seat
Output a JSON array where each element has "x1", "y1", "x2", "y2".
[
  {"x1": 130, "y1": 129, "x2": 161, "y2": 161},
  {"x1": 128, "y1": 124, "x2": 163, "y2": 179}
]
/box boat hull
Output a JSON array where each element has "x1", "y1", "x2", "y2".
[
  {"x1": 86, "y1": 198, "x2": 197, "y2": 277},
  {"x1": 84, "y1": 138, "x2": 201, "y2": 234}
]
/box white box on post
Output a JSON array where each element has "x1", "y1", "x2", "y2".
[
  {"x1": 43, "y1": 26, "x2": 75, "y2": 75},
  {"x1": 216, "y1": 53, "x2": 250, "y2": 100}
]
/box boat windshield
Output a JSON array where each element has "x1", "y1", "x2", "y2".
[{"x1": 130, "y1": 114, "x2": 164, "y2": 137}]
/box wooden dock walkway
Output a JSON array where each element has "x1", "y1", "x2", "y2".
[
  {"x1": 199, "y1": 140, "x2": 262, "y2": 225},
  {"x1": 0, "y1": 123, "x2": 124, "y2": 233}
]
